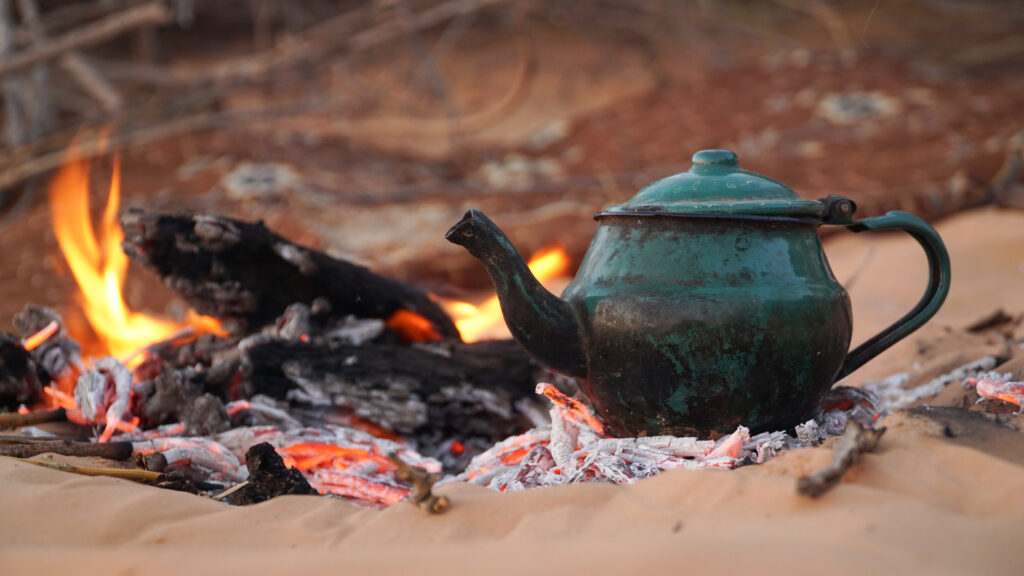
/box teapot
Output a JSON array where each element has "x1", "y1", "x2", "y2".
[{"x1": 446, "y1": 150, "x2": 950, "y2": 437}]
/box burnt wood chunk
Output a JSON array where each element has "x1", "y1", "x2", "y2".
[
  {"x1": 229, "y1": 442, "x2": 316, "y2": 505},
  {"x1": 12, "y1": 305, "x2": 81, "y2": 380},
  {"x1": 0, "y1": 334, "x2": 41, "y2": 408},
  {"x1": 119, "y1": 209, "x2": 459, "y2": 337},
  {"x1": 242, "y1": 337, "x2": 545, "y2": 444}
]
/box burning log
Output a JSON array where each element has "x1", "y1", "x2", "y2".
[
  {"x1": 119, "y1": 209, "x2": 459, "y2": 338},
  {"x1": 796, "y1": 425, "x2": 887, "y2": 498},
  {"x1": 242, "y1": 337, "x2": 546, "y2": 451},
  {"x1": 0, "y1": 438, "x2": 132, "y2": 459}
]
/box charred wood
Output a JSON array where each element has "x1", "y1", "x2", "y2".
[
  {"x1": 0, "y1": 332, "x2": 40, "y2": 408},
  {"x1": 227, "y1": 442, "x2": 315, "y2": 505},
  {"x1": 13, "y1": 305, "x2": 82, "y2": 380},
  {"x1": 119, "y1": 209, "x2": 460, "y2": 338},
  {"x1": 242, "y1": 337, "x2": 545, "y2": 446},
  {"x1": 0, "y1": 407, "x2": 63, "y2": 427},
  {"x1": 132, "y1": 367, "x2": 230, "y2": 435}
]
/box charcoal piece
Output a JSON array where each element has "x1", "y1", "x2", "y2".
[
  {"x1": 12, "y1": 306, "x2": 81, "y2": 379},
  {"x1": 120, "y1": 209, "x2": 459, "y2": 337},
  {"x1": 242, "y1": 337, "x2": 547, "y2": 444},
  {"x1": 133, "y1": 367, "x2": 231, "y2": 435},
  {"x1": 133, "y1": 369, "x2": 199, "y2": 427},
  {"x1": 156, "y1": 470, "x2": 202, "y2": 495},
  {"x1": 229, "y1": 442, "x2": 316, "y2": 505},
  {"x1": 183, "y1": 393, "x2": 231, "y2": 436},
  {"x1": 0, "y1": 334, "x2": 41, "y2": 408}
]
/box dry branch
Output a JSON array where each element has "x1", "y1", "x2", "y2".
[
  {"x1": 0, "y1": 1, "x2": 172, "y2": 77},
  {"x1": 0, "y1": 438, "x2": 133, "y2": 459},
  {"x1": 0, "y1": 408, "x2": 65, "y2": 427},
  {"x1": 797, "y1": 425, "x2": 886, "y2": 498}
]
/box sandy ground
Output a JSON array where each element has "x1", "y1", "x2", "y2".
[{"x1": 1, "y1": 206, "x2": 1023, "y2": 575}]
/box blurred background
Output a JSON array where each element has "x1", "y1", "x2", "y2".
[{"x1": 0, "y1": 0, "x2": 1022, "y2": 348}]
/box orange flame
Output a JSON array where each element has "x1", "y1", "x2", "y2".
[
  {"x1": 49, "y1": 151, "x2": 225, "y2": 360},
  {"x1": 443, "y1": 246, "x2": 572, "y2": 342}
]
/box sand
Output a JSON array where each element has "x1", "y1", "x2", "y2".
[{"x1": 2, "y1": 206, "x2": 1024, "y2": 575}]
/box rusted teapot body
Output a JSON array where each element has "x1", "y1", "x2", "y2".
[{"x1": 447, "y1": 150, "x2": 950, "y2": 437}]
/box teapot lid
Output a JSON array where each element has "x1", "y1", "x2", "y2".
[{"x1": 599, "y1": 150, "x2": 826, "y2": 219}]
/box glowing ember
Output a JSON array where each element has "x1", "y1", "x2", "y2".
[
  {"x1": 442, "y1": 246, "x2": 571, "y2": 342},
  {"x1": 48, "y1": 151, "x2": 225, "y2": 360},
  {"x1": 964, "y1": 374, "x2": 1024, "y2": 409},
  {"x1": 277, "y1": 442, "x2": 396, "y2": 474},
  {"x1": 21, "y1": 320, "x2": 59, "y2": 351},
  {"x1": 536, "y1": 382, "x2": 605, "y2": 436},
  {"x1": 384, "y1": 309, "x2": 443, "y2": 343}
]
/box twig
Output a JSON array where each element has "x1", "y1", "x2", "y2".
[
  {"x1": 388, "y1": 452, "x2": 449, "y2": 513},
  {"x1": 212, "y1": 480, "x2": 250, "y2": 501},
  {"x1": 797, "y1": 425, "x2": 886, "y2": 498},
  {"x1": 0, "y1": 407, "x2": 66, "y2": 427},
  {"x1": 0, "y1": 1, "x2": 173, "y2": 77},
  {"x1": 1, "y1": 454, "x2": 165, "y2": 482},
  {"x1": 0, "y1": 438, "x2": 133, "y2": 459}
]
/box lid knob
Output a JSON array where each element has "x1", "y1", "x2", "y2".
[{"x1": 692, "y1": 149, "x2": 738, "y2": 167}]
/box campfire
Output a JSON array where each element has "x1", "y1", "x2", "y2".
[{"x1": 2, "y1": 152, "x2": 1017, "y2": 511}]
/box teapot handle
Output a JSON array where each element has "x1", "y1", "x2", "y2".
[{"x1": 826, "y1": 208, "x2": 951, "y2": 381}]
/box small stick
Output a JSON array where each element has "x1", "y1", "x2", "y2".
[
  {"x1": 1, "y1": 454, "x2": 164, "y2": 482},
  {"x1": 0, "y1": 437, "x2": 132, "y2": 459},
  {"x1": 388, "y1": 452, "x2": 449, "y2": 514},
  {"x1": 797, "y1": 425, "x2": 886, "y2": 498},
  {"x1": 212, "y1": 480, "x2": 250, "y2": 501},
  {"x1": 0, "y1": 407, "x2": 66, "y2": 427}
]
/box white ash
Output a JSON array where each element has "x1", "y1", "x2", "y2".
[
  {"x1": 226, "y1": 395, "x2": 303, "y2": 430},
  {"x1": 963, "y1": 371, "x2": 1024, "y2": 410},
  {"x1": 460, "y1": 385, "x2": 883, "y2": 492},
  {"x1": 132, "y1": 436, "x2": 248, "y2": 483},
  {"x1": 795, "y1": 420, "x2": 823, "y2": 446},
  {"x1": 18, "y1": 426, "x2": 58, "y2": 438},
  {"x1": 74, "y1": 357, "x2": 133, "y2": 436},
  {"x1": 273, "y1": 242, "x2": 318, "y2": 275},
  {"x1": 863, "y1": 356, "x2": 1000, "y2": 411},
  {"x1": 324, "y1": 316, "x2": 384, "y2": 346}
]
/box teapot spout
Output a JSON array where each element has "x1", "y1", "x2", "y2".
[{"x1": 445, "y1": 210, "x2": 587, "y2": 378}]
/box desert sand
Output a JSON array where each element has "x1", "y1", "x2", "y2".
[{"x1": 2, "y1": 206, "x2": 1023, "y2": 575}]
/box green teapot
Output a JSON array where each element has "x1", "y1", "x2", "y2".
[{"x1": 446, "y1": 150, "x2": 950, "y2": 437}]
